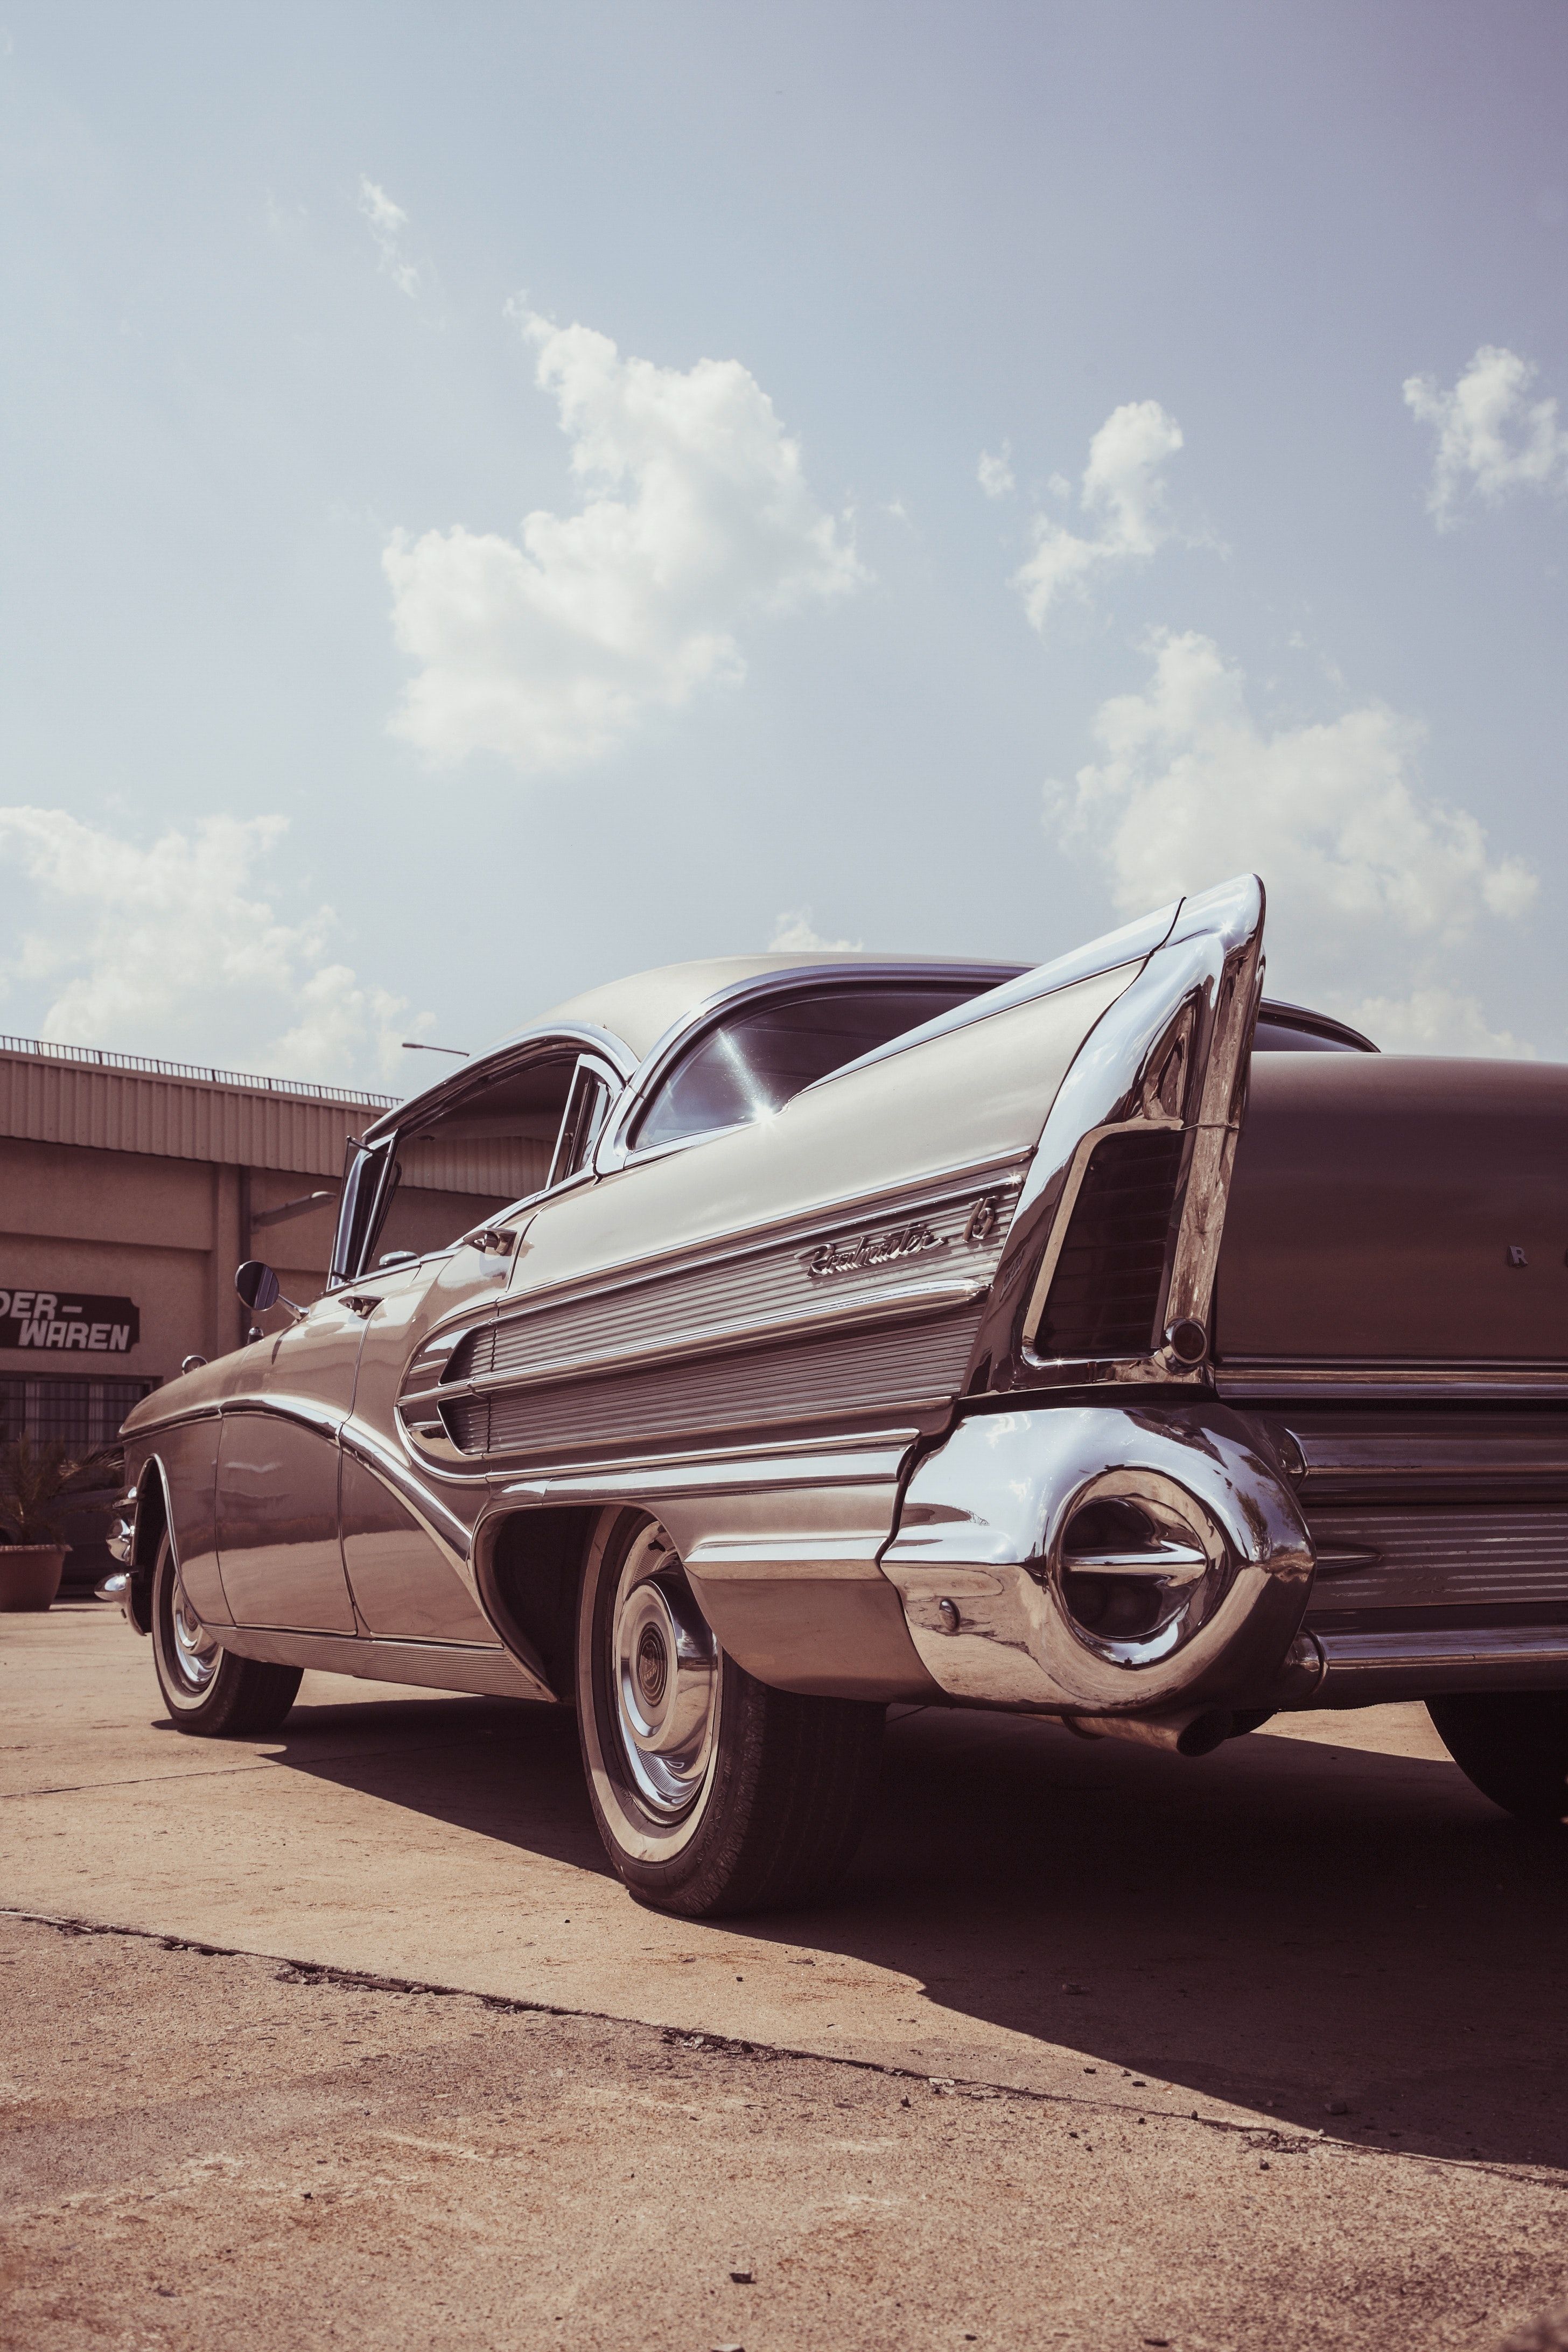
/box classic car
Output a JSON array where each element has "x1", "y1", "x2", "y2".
[{"x1": 108, "y1": 873, "x2": 1568, "y2": 1915}]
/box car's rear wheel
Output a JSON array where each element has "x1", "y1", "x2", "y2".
[
  {"x1": 1427, "y1": 1691, "x2": 1568, "y2": 1825},
  {"x1": 576, "y1": 1508, "x2": 885, "y2": 1916},
  {"x1": 150, "y1": 1531, "x2": 302, "y2": 1738}
]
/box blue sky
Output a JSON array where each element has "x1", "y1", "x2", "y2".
[{"x1": 3, "y1": 1, "x2": 1566, "y2": 1082}]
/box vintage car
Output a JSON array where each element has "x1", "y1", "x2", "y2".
[{"x1": 108, "y1": 874, "x2": 1568, "y2": 1914}]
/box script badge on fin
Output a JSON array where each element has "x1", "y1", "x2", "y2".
[{"x1": 804, "y1": 1222, "x2": 948, "y2": 1280}]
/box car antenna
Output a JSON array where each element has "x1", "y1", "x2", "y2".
[{"x1": 401, "y1": 1041, "x2": 469, "y2": 1057}]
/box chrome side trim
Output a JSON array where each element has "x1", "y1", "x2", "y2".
[
  {"x1": 507, "y1": 1155, "x2": 1031, "y2": 1324},
  {"x1": 222, "y1": 1391, "x2": 345, "y2": 1442},
  {"x1": 1300, "y1": 1625, "x2": 1568, "y2": 1704},
  {"x1": 1301, "y1": 1505, "x2": 1568, "y2": 1618},
  {"x1": 1220, "y1": 1361, "x2": 1568, "y2": 1402},
  {"x1": 111, "y1": 1399, "x2": 220, "y2": 1441},
  {"x1": 338, "y1": 1417, "x2": 485, "y2": 1564},
  {"x1": 490, "y1": 1430, "x2": 919, "y2": 1503},
  {"x1": 415, "y1": 1171, "x2": 1020, "y2": 1467},
  {"x1": 463, "y1": 1308, "x2": 984, "y2": 1465},
  {"x1": 414, "y1": 1276, "x2": 992, "y2": 1423},
  {"x1": 880, "y1": 1401, "x2": 1312, "y2": 1716},
  {"x1": 216, "y1": 1623, "x2": 555, "y2": 1703},
  {"x1": 1250, "y1": 1411, "x2": 1568, "y2": 1499}
]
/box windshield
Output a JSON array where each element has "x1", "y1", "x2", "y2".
[{"x1": 634, "y1": 984, "x2": 986, "y2": 1151}]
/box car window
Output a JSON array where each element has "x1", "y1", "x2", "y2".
[
  {"x1": 345, "y1": 1056, "x2": 578, "y2": 1276},
  {"x1": 633, "y1": 986, "x2": 986, "y2": 1152},
  {"x1": 548, "y1": 1060, "x2": 614, "y2": 1188}
]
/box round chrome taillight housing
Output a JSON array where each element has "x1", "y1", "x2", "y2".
[{"x1": 1049, "y1": 1466, "x2": 1233, "y2": 1673}]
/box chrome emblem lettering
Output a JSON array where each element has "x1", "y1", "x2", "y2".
[
  {"x1": 804, "y1": 1222, "x2": 948, "y2": 1280},
  {"x1": 964, "y1": 1195, "x2": 999, "y2": 1248}
]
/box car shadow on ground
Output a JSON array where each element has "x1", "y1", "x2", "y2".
[
  {"x1": 255, "y1": 1686, "x2": 1568, "y2": 2174},
  {"x1": 240, "y1": 1683, "x2": 613, "y2": 1881},
  {"x1": 776, "y1": 1705, "x2": 1568, "y2": 2174}
]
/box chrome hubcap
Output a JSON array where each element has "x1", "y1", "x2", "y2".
[
  {"x1": 610, "y1": 1524, "x2": 718, "y2": 1818},
  {"x1": 169, "y1": 1570, "x2": 219, "y2": 1692}
]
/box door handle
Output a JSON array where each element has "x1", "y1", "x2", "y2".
[
  {"x1": 463, "y1": 1227, "x2": 515, "y2": 1256},
  {"x1": 340, "y1": 1292, "x2": 384, "y2": 1318}
]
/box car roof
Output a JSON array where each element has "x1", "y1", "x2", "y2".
[{"x1": 538, "y1": 951, "x2": 1023, "y2": 1063}]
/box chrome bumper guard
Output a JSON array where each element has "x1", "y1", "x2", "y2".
[{"x1": 881, "y1": 1402, "x2": 1314, "y2": 1728}]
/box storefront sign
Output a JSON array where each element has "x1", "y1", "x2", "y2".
[{"x1": 0, "y1": 1289, "x2": 140, "y2": 1354}]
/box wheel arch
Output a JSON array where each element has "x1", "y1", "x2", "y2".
[
  {"x1": 473, "y1": 1503, "x2": 599, "y2": 1700},
  {"x1": 124, "y1": 1452, "x2": 171, "y2": 1635}
]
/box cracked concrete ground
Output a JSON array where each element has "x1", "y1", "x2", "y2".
[{"x1": 3, "y1": 1602, "x2": 1567, "y2": 2348}]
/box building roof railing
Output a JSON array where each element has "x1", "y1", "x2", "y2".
[{"x1": 0, "y1": 1033, "x2": 400, "y2": 1111}]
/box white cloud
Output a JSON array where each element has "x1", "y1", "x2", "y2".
[
  {"x1": 977, "y1": 442, "x2": 1015, "y2": 499},
  {"x1": 1014, "y1": 400, "x2": 1186, "y2": 632},
  {"x1": 383, "y1": 307, "x2": 866, "y2": 774},
  {"x1": 768, "y1": 908, "x2": 864, "y2": 951},
  {"x1": 1345, "y1": 988, "x2": 1534, "y2": 1060},
  {"x1": 1046, "y1": 629, "x2": 1535, "y2": 1053},
  {"x1": 0, "y1": 806, "x2": 421, "y2": 1085},
  {"x1": 1404, "y1": 345, "x2": 1568, "y2": 528},
  {"x1": 357, "y1": 175, "x2": 419, "y2": 297}
]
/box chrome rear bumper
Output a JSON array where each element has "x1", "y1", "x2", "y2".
[{"x1": 881, "y1": 1401, "x2": 1313, "y2": 1724}]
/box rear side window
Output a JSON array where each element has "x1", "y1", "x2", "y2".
[{"x1": 634, "y1": 986, "x2": 982, "y2": 1152}]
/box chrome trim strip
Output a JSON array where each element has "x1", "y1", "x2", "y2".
[
  {"x1": 807, "y1": 907, "x2": 1181, "y2": 1091},
  {"x1": 513, "y1": 1157, "x2": 1030, "y2": 1323},
  {"x1": 1305, "y1": 1625, "x2": 1568, "y2": 1703},
  {"x1": 491, "y1": 1430, "x2": 920, "y2": 1503},
  {"x1": 339, "y1": 1416, "x2": 483, "y2": 1564},
  {"x1": 222, "y1": 1391, "x2": 345, "y2": 1441},
  {"x1": 1258, "y1": 1415, "x2": 1568, "y2": 1495},
  {"x1": 116, "y1": 1400, "x2": 221, "y2": 1441},
  {"x1": 361, "y1": 1020, "x2": 638, "y2": 1149},
  {"x1": 416, "y1": 1275, "x2": 992, "y2": 1417},
  {"x1": 216, "y1": 1623, "x2": 555, "y2": 1703},
  {"x1": 1219, "y1": 1363, "x2": 1568, "y2": 1401}
]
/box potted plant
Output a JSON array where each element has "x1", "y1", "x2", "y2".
[{"x1": 0, "y1": 1436, "x2": 118, "y2": 1611}]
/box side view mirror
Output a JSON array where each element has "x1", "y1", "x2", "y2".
[
  {"x1": 235, "y1": 1260, "x2": 279, "y2": 1311},
  {"x1": 234, "y1": 1261, "x2": 304, "y2": 1327}
]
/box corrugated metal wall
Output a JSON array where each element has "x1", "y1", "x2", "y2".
[
  {"x1": 0, "y1": 1048, "x2": 376, "y2": 1178},
  {"x1": 398, "y1": 1132, "x2": 553, "y2": 1200}
]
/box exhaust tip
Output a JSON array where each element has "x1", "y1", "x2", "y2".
[{"x1": 1175, "y1": 1706, "x2": 1234, "y2": 1758}]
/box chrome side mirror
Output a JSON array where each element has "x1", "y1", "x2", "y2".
[
  {"x1": 235, "y1": 1260, "x2": 303, "y2": 1327},
  {"x1": 235, "y1": 1259, "x2": 279, "y2": 1310}
]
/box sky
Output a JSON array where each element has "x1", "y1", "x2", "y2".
[{"x1": 2, "y1": 0, "x2": 1566, "y2": 1088}]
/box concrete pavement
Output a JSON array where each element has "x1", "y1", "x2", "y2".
[{"x1": 3, "y1": 1600, "x2": 1567, "y2": 2347}]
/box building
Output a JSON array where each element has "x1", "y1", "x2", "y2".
[{"x1": 0, "y1": 1034, "x2": 400, "y2": 1453}]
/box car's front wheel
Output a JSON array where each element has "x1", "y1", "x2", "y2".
[
  {"x1": 1427, "y1": 1691, "x2": 1568, "y2": 1825},
  {"x1": 576, "y1": 1508, "x2": 885, "y2": 1916},
  {"x1": 150, "y1": 1531, "x2": 302, "y2": 1738}
]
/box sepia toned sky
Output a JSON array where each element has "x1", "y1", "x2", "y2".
[{"x1": 3, "y1": 1, "x2": 1566, "y2": 1084}]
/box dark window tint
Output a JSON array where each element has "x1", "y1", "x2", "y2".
[{"x1": 635, "y1": 987, "x2": 983, "y2": 1151}]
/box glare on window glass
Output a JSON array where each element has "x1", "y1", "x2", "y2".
[{"x1": 635, "y1": 987, "x2": 983, "y2": 1151}]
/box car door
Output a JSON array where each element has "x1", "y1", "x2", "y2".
[
  {"x1": 341, "y1": 1241, "x2": 517, "y2": 1641},
  {"x1": 337, "y1": 1042, "x2": 600, "y2": 1642},
  {"x1": 214, "y1": 1290, "x2": 373, "y2": 1632}
]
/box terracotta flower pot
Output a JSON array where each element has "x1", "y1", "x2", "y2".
[{"x1": 0, "y1": 1545, "x2": 69, "y2": 1612}]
